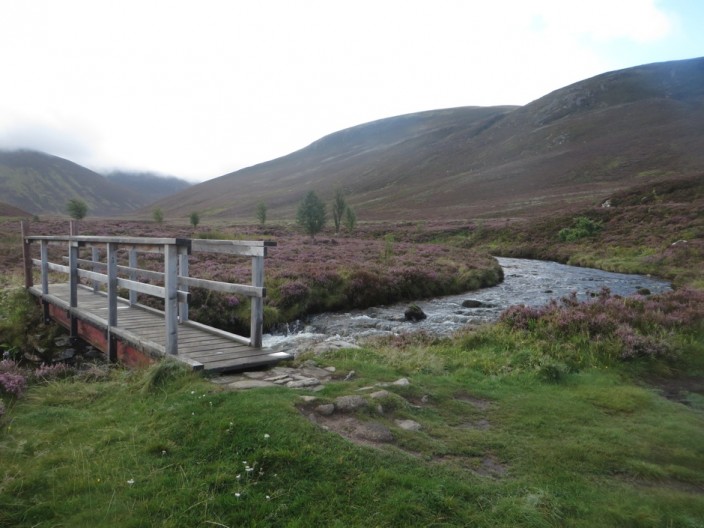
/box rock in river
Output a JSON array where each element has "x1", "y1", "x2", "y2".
[{"x1": 404, "y1": 304, "x2": 427, "y2": 321}]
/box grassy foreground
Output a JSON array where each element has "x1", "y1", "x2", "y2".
[{"x1": 2, "y1": 290, "x2": 703, "y2": 527}]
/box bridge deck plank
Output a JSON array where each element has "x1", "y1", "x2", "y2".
[{"x1": 32, "y1": 283, "x2": 289, "y2": 372}]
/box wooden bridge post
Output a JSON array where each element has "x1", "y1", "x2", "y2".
[
  {"x1": 40, "y1": 240, "x2": 49, "y2": 295},
  {"x1": 68, "y1": 239, "x2": 79, "y2": 338},
  {"x1": 40, "y1": 239, "x2": 50, "y2": 323},
  {"x1": 250, "y1": 254, "x2": 264, "y2": 348},
  {"x1": 128, "y1": 248, "x2": 138, "y2": 305},
  {"x1": 164, "y1": 243, "x2": 178, "y2": 355},
  {"x1": 91, "y1": 246, "x2": 101, "y2": 293},
  {"x1": 106, "y1": 242, "x2": 118, "y2": 361},
  {"x1": 21, "y1": 221, "x2": 33, "y2": 289},
  {"x1": 178, "y1": 246, "x2": 189, "y2": 323}
]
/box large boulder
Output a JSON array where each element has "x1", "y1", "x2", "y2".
[{"x1": 404, "y1": 304, "x2": 427, "y2": 321}]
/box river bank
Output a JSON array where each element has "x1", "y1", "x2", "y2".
[{"x1": 264, "y1": 257, "x2": 672, "y2": 354}]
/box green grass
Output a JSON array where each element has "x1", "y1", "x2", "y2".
[
  {"x1": 1, "y1": 172, "x2": 703, "y2": 526},
  {"x1": 2, "y1": 316, "x2": 703, "y2": 527}
]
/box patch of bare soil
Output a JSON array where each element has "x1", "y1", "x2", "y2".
[
  {"x1": 454, "y1": 391, "x2": 494, "y2": 411},
  {"x1": 457, "y1": 419, "x2": 491, "y2": 430},
  {"x1": 308, "y1": 412, "x2": 394, "y2": 447},
  {"x1": 645, "y1": 375, "x2": 704, "y2": 406},
  {"x1": 298, "y1": 388, "x2": 508, "y2": 478}
]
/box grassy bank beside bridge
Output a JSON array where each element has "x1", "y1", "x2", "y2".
[{"x1": 1, "y1": 287, "x2": 703, "y2": 527}]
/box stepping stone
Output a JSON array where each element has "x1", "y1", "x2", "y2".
[
  {"x1": 395, "y1": 419, "x2": 422, "y2": 431},
  {"x1": 228, "y1": 380, "x2": 276, "y2": 390}
]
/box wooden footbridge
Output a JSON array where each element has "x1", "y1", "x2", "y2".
[{"x1": 21, "y1": 223, "x2": 291, "y2": 372}]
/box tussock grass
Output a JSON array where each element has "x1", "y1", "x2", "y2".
[{"x1": 2, "y1": 308, "x2": 704, "y2": 526}]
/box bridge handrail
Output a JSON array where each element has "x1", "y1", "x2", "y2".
[{"x1": 21, "y1": 223, "x2": 275, "y2": 353}]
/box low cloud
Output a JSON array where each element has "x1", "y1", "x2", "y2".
[{"x1": 0, "y1": 121, "x2": 95, "y2": 163}]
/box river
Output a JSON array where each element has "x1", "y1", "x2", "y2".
[{"x1": 263, "y1": 257, "x2": 672, "y2": 353}]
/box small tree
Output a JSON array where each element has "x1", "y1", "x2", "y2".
[
  {"x1": 189, "y1": 211, "x2": 200, "y2": 228},
  {"x1": 296, "y1": 191, "x2": 326, "y2": 240},
  {"x1": 66, "y1": 199, "x2": 88, "y2": 220},
  {"x1": 255, "y1": 202, "x2": 267, "y2": 226},
  {"x1": 152, "y1": 208, "x2": 164, "y2": 224},
  {"x1": 331, "y1": 188, "x2": 347, "y2": 234},
  {"x1": 344, "y1": 206, "x2": 357, "y2": 232}
]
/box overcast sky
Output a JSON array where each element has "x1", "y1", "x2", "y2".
[{"x1": 0, "y1": 0, "x2": 702, "y2": 182}]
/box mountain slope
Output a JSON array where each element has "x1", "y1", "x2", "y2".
[
  {"x1": 152, "y1": 106, "x2": 518, "y2": 219},
  {"x1": 153, "y1": 56, "x2": 704, "y2": 220},
  {"x1": 104, "y1": 171, "x2": 191, "y2": 203},
  {"x1": 0, "y1": 150, "x2": 144, "y2": 216},
  {"x1": 0, "y1": 201, "x2": 31, "y2": 218}
]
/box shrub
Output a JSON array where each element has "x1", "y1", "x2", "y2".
[
  {"x1": 344, "y1": 206, "x2": 357, "y2": 232},
  {"x1": 500, "y1": 288, "x2": 704, "y2": 366},
  {"x1": 0, "y1": 359, "x2": 22, "y2": 374},
  {"x1": 0, "y1": 371, "x2": 26, "y2": 397},
  {"x1": 33, "y1": 363, "x2": 74, "y2": 382},
  {"x1": 196, "y1": 230, "x2": 230, "y2": 240},
  {"x1": 277, "y1": 280, "x2": 311, "y2": 309},
  {"x1": 0, "y1": 289, "x2": 61, "y2": 363},
  {"x1": 381, "y1": 234, "x2": 394, "y2": 263},
  {"x1": 558, "y1": 216, "x2": 603, "y2": 242}
]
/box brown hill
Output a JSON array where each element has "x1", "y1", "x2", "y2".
[
  {"x1": 0, "y1": 201, "x2": 31, "y2": 218},
  {"x1": 153, "y1": 56, "x2": 704, "y2": 221},
  {"x1": 0, "y1": 150, "x2": 145, "y2": 216}
]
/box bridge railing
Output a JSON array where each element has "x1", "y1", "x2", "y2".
[{"x1": 21, "y1": 222, "x2": 275, "y2": 355}]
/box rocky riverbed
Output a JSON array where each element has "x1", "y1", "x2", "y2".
[{"x1": 263, "y1": 257, "x2": 672, "y2": 356}]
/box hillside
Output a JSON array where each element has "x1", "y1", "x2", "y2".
[
  {"x1": 104, "y1": 170, "x2": 191, "y2": 203},
  {"x1": 152, "y1": 56, "x2": 704, "y2": 221},
  {"x1": 0, "y1": 201, "x2": 30, "y2": 218},
  {"x1": 0, "y1": 150, "x2": 144, "y2": 216}
]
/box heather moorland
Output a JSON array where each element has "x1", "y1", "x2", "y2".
[
  {"x1": 1, "y1": 171, "x2": 703, "y2": 526},
  {"x1": 1, "y1": 56, "x2": 703, "y2": 528}
]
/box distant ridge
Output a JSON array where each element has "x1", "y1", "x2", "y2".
[
  {"x1": 0, "y1": 150, "x2": 144, "y2": 216},
  {"x1": 151, "y1": 56, "x2": 704, "y2": 220},
  {"x1": 0, "y1": 152, "x2": 193, "y2": 217},
  {"x1": 104, "y1": 171, "x2": 191, "y2": 203}
]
